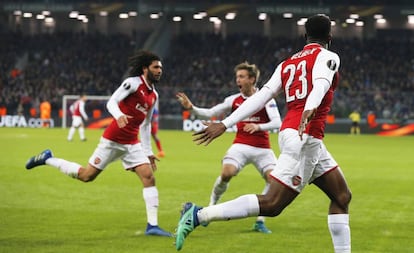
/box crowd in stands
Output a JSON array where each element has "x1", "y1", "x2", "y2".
[
  {"x1": 0, "y1": 30, "x2": 141, "y2": 118},
  {"x1": 1, "y1": 30, "x2": 413, "y2": 124},
  {"x1": 161, "y1": 32, "x2": 414, "y2": 123}
]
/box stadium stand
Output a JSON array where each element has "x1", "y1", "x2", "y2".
[{"x1": 1, "y1": 30, "x2": 413, "y2": 124}]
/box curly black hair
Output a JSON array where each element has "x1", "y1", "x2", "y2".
[{"x1": 128, "y1": 50, "x2": 161, "y2": 77}]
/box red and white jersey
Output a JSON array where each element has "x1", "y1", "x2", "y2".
[
  {"x1": 222, "y1": 43, "x2": 340, "y2": 140},
  {"x1": 192, "y1": 91, "x2": 281, "y2": 148},
  {"x1": 70, "y1": 99, "x2": 88, "y2": 120},
  {"x1": 103, "y1": 75, "x2": 158, "y2": 154},
  {"x1": 277, "y1": 43, "x2": 339, "y2": 139}
]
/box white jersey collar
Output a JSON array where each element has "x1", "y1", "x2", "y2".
[{"x1": 140, "y1": 75, "x2": 153, "y2": 91}]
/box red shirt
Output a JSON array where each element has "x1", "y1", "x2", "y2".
[
  {"x1": 103, "y1": 76, "x2": 158, "y2": 144},
  {"x1": 279, "y1": 44, "x2": 339, "y2": 139},
  {"x1": 71, "y1": 100, "x2": 82, "y2": 117},
  {"x1": 232, "y1": 95, "x2": 272, "y2": 148}
]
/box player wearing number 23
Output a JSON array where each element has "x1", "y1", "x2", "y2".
[{"x1": 176, "y1": 14, "x2": 352, "y2": 253}]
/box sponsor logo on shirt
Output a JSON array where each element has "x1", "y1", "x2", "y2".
[
  {"x1": 135, "y1": 103, "x2": 149, "y2": 115},
  {"x1": 243, "y1": 116, "x2": 260, "y2": 122}
]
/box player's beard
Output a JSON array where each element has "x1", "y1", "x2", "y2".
[{"x1": 147, "y1": 71, "x2": 161, "y2": 84}]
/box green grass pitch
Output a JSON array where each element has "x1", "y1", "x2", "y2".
[{"x1": 0, "y1": 128, "x2": 413, "y2": 253}]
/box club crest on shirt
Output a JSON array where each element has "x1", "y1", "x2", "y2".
[
  {"x1": 94, "y1": 157, "x2": 101, "y2": 165},
  {"x1": 292, "y1": 175, "x2": 302, "y2": 186}
]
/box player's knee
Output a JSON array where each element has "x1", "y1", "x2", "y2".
[
  {"x1": 141, "y1": 174, "x2": 155, "y2": 186},
  {"x1": 221, "y1": 166, "x2": 237, "y2": 179},
  {"x1": 77, "y1": 169, "x2": 98, "y2": 182},
  {"x1": 264, "y1": 208, "x2": 283, "y2": 217},
  {"x1": 79, "y1": 174, "x2": 97, "y2": 182},
  {"x1": 335, "y1": 189, "x2": 352, "y2": 211},
  {"x1": 220, "y1": 173, "x2": 234, "y2": 182},
  {"x1": 259, "y1": 196, "x2": 284, "y2": 217}
]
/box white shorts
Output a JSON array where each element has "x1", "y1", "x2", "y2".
[
  {"x1": 223, "y1": 143, "x2": 277, "y2": 178},
  {"x1": 270, "y1": 128, "x2": 338, "y2": 192},
  {"x1": 71, "y1": 116, "x2": 83, "y2": 127},
  {"x1": 88, "y1": 137, "x2": 150, "y2": 170}
]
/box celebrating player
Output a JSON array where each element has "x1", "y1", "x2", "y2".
[
  {"x1": 26, "y1": 50, "x2": 172, "y2": 237},
  {"x1": 67, "y1": 94, "x2": 88, "y2": 141},
  {"x1": 176, "y1": 61, "x2": 281, "y2": 233},
  {"x1": 175, "y1": 14, "x2": 352, "y2": 253}
]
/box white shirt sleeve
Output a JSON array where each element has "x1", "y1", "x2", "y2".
[
  {"x1": 303, "y1": 78, "x2": 330, "y2": 111},
  {"x1": 304, "y1": 50, "x2": 340, "y2": 110},
  {"x1": 312, "y1": 49, "x2": 340, "y2": 84},
  {"x1": 106, "y1": 78, "x2": 138, "y2": 119},
  {"x1": 258, "y1": 99, "x2": 282, "y2": 131},
  {"x1": 191, "y1": 95, "x2": 234, "y2": 119},
  {"x1": 222, "y1": 64, "x2": 283, "y2": 128}
]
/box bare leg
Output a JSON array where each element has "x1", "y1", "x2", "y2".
[
  {"x1": 313, "y1": 168, "x2": 351, "y2": 214},
  {"x1": 257, "y1": 178, "x2": 298, "y2": 217}
]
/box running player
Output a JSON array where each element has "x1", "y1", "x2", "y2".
[
  {"x1": 176, "y1": 61, "x2": 281, "y2": 233},
  {"x1": 26, "y1": 50, "x2": 172, "y2": 237},
  {"x1": 175, "y1": 14, "x2": 352, "y2": 253}
]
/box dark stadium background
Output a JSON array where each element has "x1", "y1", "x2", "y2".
[{"x1": 1, "y1": 0, "x2": 413, "y2": 135}]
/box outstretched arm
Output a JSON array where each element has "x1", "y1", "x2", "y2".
[
  {"x1": 176, "y1": 92, "x2": 193, "y2": 110},
  {"x1": 176, "y1": 92, "x2": 232, "y2": 119},
  {"x1": 193, "y1": 64, "x2": 283, "y2": 146},
  {"x1": 192, "y1": 121, "x2": 227, "y2": 146},
  {"x1": 193, "y1": 87, "x2": 274, "y2": 145}
]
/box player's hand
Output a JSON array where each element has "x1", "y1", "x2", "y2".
[
  {"x1": 148, "y1": 155, "x2": 160, "y2": 171},
  {"x1": 193, "y1": 121, "x2": 226, "y2": 146},
  {"x1": 298, "y1": 109, "x2": 316, "y2": 140},
  {"x1": 176, "y1": 92, "x2": 193, "y2": 110},
  {"x1": 116, "y1": 115, "x2": 133, "y2": 128},
  {"x1": 243, "y1": 123, "x2": 260, "y2": 134}
]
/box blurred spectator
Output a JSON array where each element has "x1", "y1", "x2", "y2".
[
  {"x1": 40, "y1": 98, "x2": 51, "y2": 127},
  {"x1": 1, "y1": 30, "x2": 413, "y2": 122}
]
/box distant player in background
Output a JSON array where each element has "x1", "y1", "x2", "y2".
[
  {"x1": 40, "y1": 98, "x2": 51, "y2": 128},
  {"x1": 67, "y1": 95, "x2": 88, "y2": 141},
  {"x1": 348, "y1": 109, "x2": 361, "y2": 134},
  {"x1": 151, "y1": 101, "x2": 165, "y2": 158},
  {"x1": 176, "y1": 62, "x2": 282, "y2": 234},
  {"x1": 25, "y1": 50, "x2": 172, "y2": 237}
]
